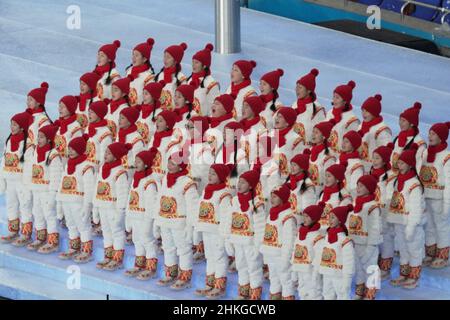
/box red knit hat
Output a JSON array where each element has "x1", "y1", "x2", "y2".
[
  {"x1": 261, "y1": 69, "x2": 284, "y2": 90},
  {"x1": 398, "y1": 144, "x2": 418, "y2": 168},
  {"x1": 331, "y1": 204, "x2": 354, "y2": 226},
  {"x1": 89, "y1": 100, "x2": 108, "y2": 119},
  {"x1": 211, "y1": 164, "x2": 231, "y2": 183},
  {"x1": 297, "y1": 68, "x2": 319, "y2": 93},
  {"x1": 343, "y1": 130, "x2": 362, "y2": 150},
  {"x1": 176, "y1": 84, "x2": 195, "y2": 104},
  {"x1": 373, "y1": 145, "x2": 393, "y2": 165},
  {"x1": 189, "y1": 116, "x2": 209, "y2": 136},
  {"x1": 314, "y1": 120, "x2": 335, "y2": 140},
  {"x1": 303, "y1": 203, "x2": 325, "y2": 223},
  {"x1": 120, "y1": 107, "x2": 140, "y2": 125},
  {"x1": 28, "y1": 82, "x2": 49, "y2": 106},
  {"x1": 326, "y1": 164, "x2": 346, "y2": 182},
  {"x1": 361, "y1": 94, "x2": 382, "y2": 117},
  {"x1": 334, "y1": 80, "x2": 356, "y2": 104},
  {"x1": 136, "y1": 149, "x2": 157, "y2": 168},
  {"x1": 192, "y1": 43, "x2": 214, "y2": 67},
  {"x1": 143, "y1": 80, "x2": 166, "y2": 101},
  {"x1": 240, "y1": 170, "x2": 260, "y2": 190},
  {"x1": 68, "y1": 134, "x2": 89, "y2": 155},
  {"x1": 38, "y1": 124, "x2": 59, "y2": 143},
  {"x1": 271, "y1": 184, "x2": 291, "y2": 203},
  {"x1": 158, "y1": 110, "x2": 177, "y2": 130},
  {"x1": 11, "y1": 112, "x2": 33, "y2": 132},
  {"x1": 357, "y1": 174, "x2": 378, "y2": 194},
  {"x1": 165, "y1": 42, "x2": 188, "y2": 64},
  {"x1": 233, "y1": 60, "x2": 257, "y2": 80},
  {"x1": 112, "y1": 76, "x2": 132, "y2": 95},
  {"x1": 430, "y1": 122, "x2": 450, "y2": 142},
  {"x1": 215, "y1": 94, "x2": 235, "y2": 113},
  {"x1": 133, "y1": 38, "x2": 155, "y2": 60},
  {"x1": 291, "y1": 149, "x2": 311, "y2": 172},
  {"x1": 400, "y1": 102, "x2": 422, "y2": 127},
  {"x1": 60, "y1": 95, "x2": 78, "y2": 115},
  {"x1": 98, "y1": 40, "x2": 121, "y2": 62},
  {"x1": 277, "y1": 107, "x2": 297, "y2": 127},
  {"x1": 108, "y1": 142, "x2": 132, "y2": 160},
  {"x1": 244, "y1": 96, "x2": 265, "y2": 115},
  {"x1": 80, "y1": 72, "x2": 101, "y2": 92}
]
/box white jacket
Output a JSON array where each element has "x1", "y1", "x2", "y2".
[
  {"x1": 390, "y1": 134, "x2": 426, "y2": 175},
  {"x1": 318, "y1": 188, "x2": 353, "y2": 228},
  {"x1": 56, "y1": 160, "x2": 95, "y2": 207},
  {"x1": 126, "y1": 174, "x2": 159, "y2": 219},
  {"x1": 241, "y1": 121, "x2": 268, "y2": 166},
  {"x1": 190, "y1": 75, "x2": 220, "y2": 117},
  {"x1": 342, "y1": 158, "x2": 365, "y2": 199},
  {"x1": 291, "y1": 229, "x2": 324, "y2": 273},
  {"x1": 105, "y1": 101, "x2": 128, "y2": 139},
  {"x1": 119, "y1": 131, "x2": 145, "y2": 170},
  {"x1": 92, "y1": 165, "x2": 129, "y2": 210},
  {"x1": 28, "y1": 112, "x2": 51, "y2": 147},
  {"x1": 136, "y1": 110, "x2": 161, "y2": 146},
  {"x1": 0, "y1": 138, "x2": 34, "y2": 184},
  {"x1": 326, "y1": 109, "x2": 360, "y2": 154},
  {"x1": 260, "y1": 99, "x2": 282, "y2": 130},
  {"x1": 292, "y1": 100, "x2": 326, "y2": 146},
  {"x1": 309, "y1": 148, "x2": 336, "y2": 194},
  {"x1": 225, "y1": 84, "x2": 257, "y2": 120},
  {"x1": 27, "y1": 148, "x2": 62, "y2": 193},
  {"x1": 358, "y1": 122, "x2": 392, "y2": 170},
  {"x1": 54, "y1": 120, "x2": 84, "y2": 159},
  {"x1": 195, "y1": 187, "x2": 233, "y2": 234},
  {"x1": 272, "y1": 127, "x2": 307, "y2": 178},
  {"x1": 126, "y1": 69, "x2": 155, "y2": 106},
  {"x1": 156, "y1": 174, "x2": 199, "y2": 230},
  {"x1": 154, "y1": 71, "x2": 187, "y2": 110},
  {"x1": 314, "y1": 232, "x2": 355, "y2": 278},
  {"x1": 86, "y1": 125, "x2": 113, "y2": 169},
  {"x1": 95, "y1": 68, "x2": 120, "y2": 101},
  {"x1": 289, "y1": 178, "x2": 317, "y2": 225},
  {"x1": 347, "y1": 200, "x2": 382, "y2": 246}
]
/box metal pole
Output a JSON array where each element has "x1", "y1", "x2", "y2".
[{"x1": 215, "y1": 0, "x2": 241, "y2": 54}]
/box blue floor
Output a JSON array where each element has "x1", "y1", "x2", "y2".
[{"x1": 0, "y1": 0, "x2": 449, "y2": 299}]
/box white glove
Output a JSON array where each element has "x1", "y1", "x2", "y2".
[
  {"x1": 405, "y1": 224, "x2": 416, "y2": 241},
  {"x1": 92, "y1": 207, "x2": 100, "y2": 225},
  {"x1": 56, "y1": 201, "x2": 64, "y2": 220},
  {"x1": 125, "y1": 213, "x2": 132, "y2": 233}
]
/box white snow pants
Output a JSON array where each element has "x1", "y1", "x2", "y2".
[
  {"x1": 63, "y1": 202, "x2": 91, "y2": 243},
  {"x1": 322, "y1": 275, "x2": 352, "y2": 300},
  {"x1": 234, "y1": 243, "x2": 263, "y2": 289},
  {"x1": 160, "y1": 226, "x2": 192, "y2": 271},
  {"x1": 32, "y1": 190, "x2": 58, "y2": 234},
  {"x1": 99, "y1": 207, "x2": 124, "y2": 250},
  {"x1": 5, "y1": 179, "x2": 32, "y2": 223},
  {"x1": 296, "y1": 270, "x2": 322, "y2": 300},
  {"x1": 354, "y1": 244, "x2": 379, "y2": 285},
  {"x1": 395, "y1": 224, "x2": 425, "y2": 267},
  {"x1": 425, "y1": 198, "x2": 450, "y2": 248},
  {"x1": 128, "y1": 214, "x2": 157, "y2": 259},
  {"x1": 266, "y1": 255, "x2": 294, "y2": 297},
  {"x1": 203, "y1": 232, "x2": 227, "y2": 279}
]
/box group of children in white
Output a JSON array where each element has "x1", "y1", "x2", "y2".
[{"x1": 0, "y1": 36, "x2": 449, "y2": 301}]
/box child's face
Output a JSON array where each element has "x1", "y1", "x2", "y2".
[
  {"x1": 296, "y1": 83, "x2": 308, "y2": 99},
  {"x1": 341, "y1": 137, "x2": 353, "y2": 153},
  {"x1": 274, "y1": 113, "x2": 288, "y2": 129},
  {"x1": 164, "y1": 52, "x2": 175, "y2": 68},
  {"x1": 104, "y1": 148, "x2": 116, "y2": 163},
  {"x1": 111, "y1": 85, "x2": 124, "y2": 101},
  {"x1": 97, "y1": 51, "x2": 109, "y2": 66},
  {"x1": 135, "y1": 157, "x2": 146, "y2": 172},
  {"x1": 311, "y1": 127, "x2": 324, "y2": 145},
  {"x1": 329, "y1": 213, "x2": 339, "y2": 228},
  {"x1": 68, "y1": 147, "x2": 78, "y2": 159},
  {"x1": 132, "y1": 50, "x2": 146, "y2": 67},
  {"x1": 208, "y1": 168, "x2": 220, "y2": 185},
  {"x1": 302, "y1": 214, "x2": 313, "y2": 226},
  {"x1": 290, "y1": 162, "x2": 301, "y2": 176},
  {"x1": 231, "y1": 65, "x2": 244, "y2": 84},
  {"x1": 167, "y1": 159, "x2": 180, "y2": 174},
  {"x1": 241, "y1": 102, "x2": 254, "y2": 120},
  {"x1": 324, "y1": 171, "x2": 337, "y2": 187},
  {"x1": 37, "y1": 132, "x2": 48, "y2": 148},
  {"x1": 192, "y1": 59, "x2": 203, "y2": 73},
  {"x1": 332, "y1": 93, "x2": 345, "y2": 108},
  {"x1": 142, "y1": 90, "x2": 154, "y2": 105},
  {"x1": 88, "y1": 109, "x2": 100, "y2": 123},
  {"x1": 211, "y1": 100, "x2": 226, "y2": 118},
  {"x1": 397, "y1": 159, "x2": 410, "y2": 174},
  {"x1": 155, "y1": 116, "x2": 168, "y2": 132},
  {"x1": 174, "y1": 90, "x2": 185, "y2": 108},
  {"x1": 118, "y1": 114, "x2": 130, "y2": 129},
  {"x1": 428, "y1": 130, "x2": 441, "y2": 146},
  {"x1": 356, "y1": 182, "x2": 369, "y2": 197},
  {"x1": 362, "y1": 109, "x2": 374, "y2": 122},
  {"x1": 58, "y1": 102, "x2": 71, "y2": 118},
  {"x1": 80, "y1": 80, "x2": 90, "y2": 95},
  {"x1": 237, "y1": 178, "x2": 250, "y2": 194},
  {"x1": 10, "y1": 121, "x2": 22, "y2": 135},
  {"x1": 27, "y1": 96, "x2": 39, "y2": 110},
  {"x1": 259, "y1": 80, "x2": 271, "y2": 95},
  {"x1": 399, "y1": 117, "x2": 411, "y2": 131},
  {"x1": 372, "y1": 152, "x2": 384, "y2": 169},
  {"x1": 270, "y1": 193, "x2": 282, "y2": 207}
]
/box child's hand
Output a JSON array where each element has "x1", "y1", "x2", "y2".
[{"x1": 92, "y1": 207, "x2": 100, "y2": 225}]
